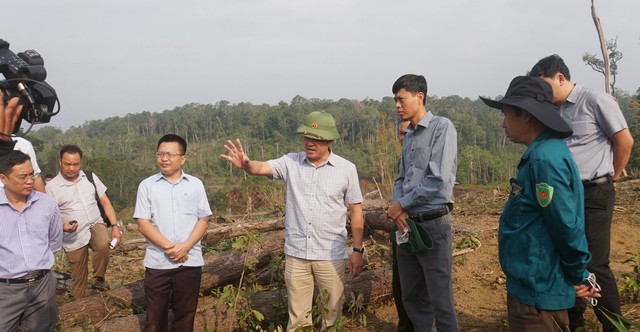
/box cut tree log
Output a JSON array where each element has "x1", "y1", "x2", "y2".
[
  {"x1": 64, "y1": 268, "x2": 393, "y2": 332},
  {"x1": 57, "y1": 232, "x2": 285, "y2": 329},
  {"x1": 118, "y1": 218, "x2": 285, "y2": 253},
  {"x1": 118, "y1": 212, "x2": 392, "y2": 254}
]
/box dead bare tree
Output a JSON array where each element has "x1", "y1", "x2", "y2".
[{"x1": 588, "y1": 0, "x2": 613, "y2": 95}]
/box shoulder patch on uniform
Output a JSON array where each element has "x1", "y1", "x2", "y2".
[{"x1": 536, "y1": 182, "x2": 554, "y2": 208}]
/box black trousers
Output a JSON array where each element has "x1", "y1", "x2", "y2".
[
  {"x1": 144, "y1": 266, "x2": 202, "y2": 332},
  {"x1": 392, "y1": 243, "x2": 414, "y2": 332},
  {"x1": 568, "y1": 180, "x2": 625, "y2": 332}
]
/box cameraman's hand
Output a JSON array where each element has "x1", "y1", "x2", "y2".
[{"x1": 0, "y1": 96, "x2": 22, "y2": 139}]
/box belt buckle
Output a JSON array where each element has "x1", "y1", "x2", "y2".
[{"x1": 24, "y1": 271, "x2": 41, "y2": 284}]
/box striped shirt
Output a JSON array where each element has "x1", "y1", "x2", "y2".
[
  {"x1": 0, "y1": 190, "x2": 62, "y2": 279},
  {"x1": 268, "y1": 151, "x2": 363, "y2": 260}
]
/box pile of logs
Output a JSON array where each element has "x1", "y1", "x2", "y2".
[{"x1": 59, "y1": 210, "x2": 398, "y2": 331}]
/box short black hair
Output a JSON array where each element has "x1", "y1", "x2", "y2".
[
  {"x1": 0, "y1": 150, "x2": 31, "y2": 176},
  {"x1": 157, "y1": 134, "x2": 187, "y2": 154},
  {"x1": 528, "y1": 54, "x2": 571, "y2": 81},
  {"x1": 60, "y1": 145, "x2": 83, "y2": 159},
  {"x1": 392, "y1": 74, "x2": 428, "y2": 105}
]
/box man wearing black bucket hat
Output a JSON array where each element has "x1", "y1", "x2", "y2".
[
  {"x1": 529, "y1": 55, "x2": 634, "y2": 332},
  {"x1": 220, "y1": 111, "x2": 364, "y2": 331},
  {"x1": 480, "y1": 76, "x2": 599, "y2": 331}
]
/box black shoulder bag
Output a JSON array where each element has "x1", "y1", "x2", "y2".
[{"x1": 85, "y1": 171, "x2": 111, "y2": 227}]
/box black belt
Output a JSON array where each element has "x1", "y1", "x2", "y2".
[
  {"x1": 0, "y1": 270, "x2": 48, "y2": 285},
  {"x1": 582, "y1": 175, "x2": 612, "y2": 187},
  {"x1": 410, "y1": 203, "x2": 453, "y2": 222}
]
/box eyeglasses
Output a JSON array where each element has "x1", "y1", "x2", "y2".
[
  {"x1": 156, "y1": 152, "x2": 184, "y2": 158},
  {"x1": 14, "y1": 173, "x2": 37, "y2": 183}
]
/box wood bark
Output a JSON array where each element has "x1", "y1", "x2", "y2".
[
  {"x1": 590, "y1": 0, "x2": 611, "y2": 94},
  {"x1": 118, "y1": 218, "x2": 285, "y2": 253},
  {"x1": 119, "y1": 212, "x2": 391, "y2": 254},
  {"x1": 58, "y1": 232, "x2": 284, "y2": 329},
  {"x1": 64, "y1": 268, "x2": 392, "y2": 332}
]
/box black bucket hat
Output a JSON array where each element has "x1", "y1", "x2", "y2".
[
  {"x1": 390, "y1": 218, "x2": 434, "y2": 253},
  {"x1": 480, "y1": 76, "x2": 572, "y2": 138}
]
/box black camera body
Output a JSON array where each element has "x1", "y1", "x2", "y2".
[{"x1": 0, "y1": 39, "x2": 58, "y2": 131}]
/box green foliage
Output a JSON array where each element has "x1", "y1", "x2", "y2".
[
  {"x1": 619, "y1": 251, "x2": 640, "y2": 303},
  {"x1": 597, "y1": 306, "x2": 640, "y2": 331},
  {"x1": 293, "y1": 290, "x2": 347, "y2": 332},
  {"x1": 30, "y1": 93, "x2": 639, "y2": 216},
  {"x1": 455, "y1": 234, "x2": 480, "y2": 251}
]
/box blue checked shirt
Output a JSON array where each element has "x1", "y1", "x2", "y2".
[
  {"x1": 268, "y1": 151, "x2": 363, "y2": 260},
  {"x1": 0, "y1": 190, "x2": 62, "y2": 278}
]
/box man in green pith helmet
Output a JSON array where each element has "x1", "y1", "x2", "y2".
[{"x1": 220, "y1": 111, "x2": 365, "y2": 331}]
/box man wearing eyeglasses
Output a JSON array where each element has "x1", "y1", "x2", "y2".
[
  {"x1": 134, "y1": 134, "x2": 212, "y2": 332},
  {"x1": 220, "y1": 111, "x2": 365, "y2": 332},
  {"x1": 0, "y1": 150, "x2": 62, "y2": 332},
  {"x1": 45, "y1": 145, "x2": 122, "y2": 298}
]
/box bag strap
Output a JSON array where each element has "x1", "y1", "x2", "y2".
[
  {"x1": 84, "y1": 171, "x2": 100, "y2": 199},
  {"x1": 85, "y1": 171, "x2": 111, "y2": 226}
]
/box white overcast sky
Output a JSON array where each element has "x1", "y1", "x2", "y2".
[{"x1": 2, "y1": 0, "x2": 639, "y2": 129}]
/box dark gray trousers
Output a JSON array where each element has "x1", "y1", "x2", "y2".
[
  {"x1": 397, "y1": 213, "x2": 459, "y2": 332},
  {"x1": 0, "y1": 271, "x2": 58, "y2": 332}
]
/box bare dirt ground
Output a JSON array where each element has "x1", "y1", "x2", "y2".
[
  {"x1": 354, "y1": 181, "x2": 640, "y2": 332},
  {"x1": 57, "y1": 181, "x2": 640, "y2": 331}
]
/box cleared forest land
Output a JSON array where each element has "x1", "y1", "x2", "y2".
[{"x1": 55, "y1": 181, "x2": 640, "y2": 331}]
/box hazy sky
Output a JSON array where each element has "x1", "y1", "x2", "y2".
[{"x1": 2, "y1": 0, "x2": 639, "y2": 129}]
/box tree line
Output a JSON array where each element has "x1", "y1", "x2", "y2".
[{"x1": 25, "y1": 90, "x2": 640, "y2": 217}]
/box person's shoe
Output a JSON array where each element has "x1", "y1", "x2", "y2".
[{"x1": 92, "y1": 278, "x2": 110, "y2": 291}]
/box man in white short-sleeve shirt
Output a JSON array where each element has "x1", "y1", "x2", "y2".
[{"x1": 221, "y1": 111, "x2": 365, "y2": 331}]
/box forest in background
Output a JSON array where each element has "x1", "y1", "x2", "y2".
[{"x1": 23, "y1": 90, "x2": 640, "y2": 218}]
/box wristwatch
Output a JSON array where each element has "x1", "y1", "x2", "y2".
[{"x1": 353, "y1": 247, "x2": 364, "y2": 254}]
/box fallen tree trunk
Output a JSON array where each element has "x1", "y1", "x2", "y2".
[
  {"x1": 119, "y1": 212, "x2": 392, "y2": 254},
  {"x1": 58, "y1": 232, "x2": 285, "y2": 329},
  {"x1": 65, "y1": 268, "x2": 393, "y2": 332},
  {"x1": 119, "y1": 218, "x2": 285, "y2": 253}
]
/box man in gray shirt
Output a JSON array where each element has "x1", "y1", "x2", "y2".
[
  {"x1": 386, "y1": 74, "x2": 458, "y2": 332},
  {"x1": 530, "y1": 54, "x2": 634, "y2": 332}
]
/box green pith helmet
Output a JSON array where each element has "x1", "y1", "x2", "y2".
[{"x1": 296, "y1": 111, "x2": 340, "y2": 141}]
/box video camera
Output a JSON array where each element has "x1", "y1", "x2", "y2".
[{"x1": 0, "y1": 38, "x2": 59, "y2": 133}]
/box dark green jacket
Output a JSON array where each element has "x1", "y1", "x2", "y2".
[{"x1": 499, "y1": 129, "x2": 591, "y2": 310}]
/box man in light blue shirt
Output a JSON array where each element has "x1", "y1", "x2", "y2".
[
  {"x1": 134, "y1": 134, "x2": 212, "y2": 332},
  {"x1": 0, "y1": 150, "x2": 62, "y2": 332},
  {"x1": 386, "y1": 74, "x2": 459, "y2": 332}
]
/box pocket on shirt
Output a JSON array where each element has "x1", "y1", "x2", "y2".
[
  {"x1": 31, "y1": 222, "x2": 50, "y2": 245},
  {"x1": 181, "y1": 195, "x2": 199, "y2": 215}
]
